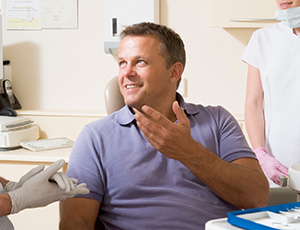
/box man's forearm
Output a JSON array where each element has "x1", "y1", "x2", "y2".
[{"x1": 180, "y1": 142, "x2": 269, "y2": 209}]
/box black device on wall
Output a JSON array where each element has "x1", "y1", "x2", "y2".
[{"x1": 0, "y1": 79, "x2": 21, "y2": 112}]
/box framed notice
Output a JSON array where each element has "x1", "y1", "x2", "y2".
[
  {"x1": 41, "y1": 0, "x2": 77, "y2": 29},
  {"x1": 5, "y1": 0, "x2": 77, "y2": 30},
  {"x1": 6, "y1": 0, "x2": 41, "y2": 30}
]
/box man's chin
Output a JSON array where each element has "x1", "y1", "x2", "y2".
[{"x1": 127, "y1": 102, "x2": 143, "y2": 113}]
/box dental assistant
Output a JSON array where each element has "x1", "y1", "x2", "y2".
[{"x1": 242, "y1": 0, "x2": 300, "y2": 186}]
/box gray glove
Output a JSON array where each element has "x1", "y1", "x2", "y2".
[
  {"x1": 49, "y1": 172, "x2": 82, "y2": 192},
  {"x1": 8, "y1": 159, "x2": 89, "y2": 214},
  {"x1": 4, "y1": 164, "x2": 45, "y2": 192}
]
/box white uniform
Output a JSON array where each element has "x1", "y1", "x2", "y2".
[
  {"x1": 0, "y1": 184, "x2": 14, "y2": 230},
  {"x1": 242, "y1": 22, "x2": 300, "y2": 168}
]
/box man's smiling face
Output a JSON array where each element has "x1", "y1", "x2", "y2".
[{"x1": 117, "y1": 35, "x2": 174, "y2": 111}]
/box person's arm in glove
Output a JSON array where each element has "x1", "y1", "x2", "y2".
[
  {"x1": 0, "y1": 165, "x2": 45, "y2": 216},
  {"x1": 244, "y1": 66, "x2": 288, "y2": 185},
  {"x1": 254, "y1": 147, "x2": 288, "y2": 185},
  {"x1": 8, "y1": 159, "x2": 89, "y2": 214},
  {"x1": 4, "y1": 164, "x2": 45, "y2": 192},
  {"x1": 0, "y1": 187, "x2": 12, "y2": 216}
]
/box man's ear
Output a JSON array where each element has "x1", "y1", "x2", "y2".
[{"x1": 169, "y1": 62, "x2": 184, "y2": 84}]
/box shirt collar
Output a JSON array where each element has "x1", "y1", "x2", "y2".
[
  {"x1": 115, "y1": 93, "x2": 201, "y2": 125},
  {"x1": 177, "y1": 93, "x2": 200, "y2": 116},
  {"x1": 115, "y1": 105, "x2": 135, "y2": 125}
]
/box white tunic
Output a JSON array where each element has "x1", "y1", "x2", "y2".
[{"x1": 242, "y1": 22, "x2": 300, "y2": 168}]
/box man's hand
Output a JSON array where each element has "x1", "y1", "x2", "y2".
[
  {"x1": 134, "y1": 101, "x2": 198, "y2": 161},
  {"x1": 8, "y1": 159, "x2": 89, "y2": 214}
]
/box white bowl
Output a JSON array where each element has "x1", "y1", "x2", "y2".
[{"x1": 289, "y1": 164, "x2": 300, "y2": 191}]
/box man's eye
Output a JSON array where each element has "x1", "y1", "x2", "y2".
[
  {"x1": 119, "y1": 61, "x2": 126, "y2": 67},
  {"x1": 137, "y1": 60, "x2": 146, "y2": 65}
]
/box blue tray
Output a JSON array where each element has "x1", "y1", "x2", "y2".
[{"x1": 227, "y1": 202, "x2": 300, "y2": 230}]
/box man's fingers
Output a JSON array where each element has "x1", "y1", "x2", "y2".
[
  {"x1": 141, "y1": 105, "x2": 168, "y2": 123},
  {"x1": 172, "y1": 101, "x2": 189, "y2": 127}
]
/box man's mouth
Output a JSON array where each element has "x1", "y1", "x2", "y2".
[{"x1": 125, "y1": 84, "x2": 141, "y2": 89}]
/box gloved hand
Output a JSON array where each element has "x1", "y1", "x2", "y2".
[
  {"x1": 254, "y1": 147, "x2": 288, "y2": 185},
  {"x1": 4, "y1": 164, "x2": 45, "y2": 192},
  {"x1": 8, "y1": 159, "x2": 89, "y2": 214},
  {"x1": 49, "y1": 172, "x2": 80, "y2": 192}
]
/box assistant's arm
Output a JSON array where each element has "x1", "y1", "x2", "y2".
[
  {"x1": 244, "y1": 64, "x2": 288, "y2": 184},
  {"x1": 0, "y1": 193, "x2": 12, "y2": 216},
  {"x1": 134, "y1": 102, "x2": 269, "y2": 209},
  {"x1": 0, "y1": 177, "x2": 12, "y2": 216},
  {"x1": 59, "y1": 198, "x2": 101, "y2": 230},
  {"x1": 0, "y1": 177, "x2": 9, "y2": 188},
  {"x1": 245, "y1": 64, "x2": 265, "y2": 148}
]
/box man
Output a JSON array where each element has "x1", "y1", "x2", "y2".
[
  {"x1": 0, "y1": 159, "x2": 89, "y2": 229},
  {"x1": 60, "y1": 22, "x2": 269, "y2": 230}
]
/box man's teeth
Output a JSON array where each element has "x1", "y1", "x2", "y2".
[{"x1": 126, "y1": 85, "x2": 139, "y2": 89}]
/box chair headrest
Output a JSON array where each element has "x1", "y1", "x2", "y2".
[{"x1": 104, "y1": 76, "x2": 125, "y2": 115}]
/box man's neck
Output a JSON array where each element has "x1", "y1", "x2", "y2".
[{"x1": 131, "y1": 100, "x2": 178, "y2": 122}]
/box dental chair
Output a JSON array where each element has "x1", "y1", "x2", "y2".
[{"x1": 104, "y1": 76, "x2": 125, "y2": 115}]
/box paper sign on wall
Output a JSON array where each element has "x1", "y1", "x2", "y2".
[
  {"x1": 5, "y1": 0, "x2": 77, "y2": 30},
  {"x1": 41, "y1": 0, "x2": 77, "y2": 29},
  {"x1": 6, "y1": 0, "x2": 41, "y2": 30}
]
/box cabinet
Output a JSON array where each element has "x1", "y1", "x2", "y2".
[{"x1": 211, "y1": 0, "x2": 278, "y2": 28}]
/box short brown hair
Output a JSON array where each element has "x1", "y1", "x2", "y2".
[{"x1": 120, "y1": 22, "x2": 186, "y2": 70}]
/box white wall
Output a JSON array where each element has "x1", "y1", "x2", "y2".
[{"x1": 1, "y1": 0, "x2": 258, "y2": 116}]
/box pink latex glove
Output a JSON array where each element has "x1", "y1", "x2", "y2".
[{"x1": 253, "y1": 147, "x2": 288, "y2": 185}]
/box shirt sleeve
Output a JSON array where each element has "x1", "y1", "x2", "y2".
[
  {"x1": 241, "y1": 30, "x2": 260, "y2": 69},
  {"x1": 217, "y1": 106, "x2": 256, "y2": 162},
  {"x1": 67, "y1": 124, "x2": 105, "y2": 203}
]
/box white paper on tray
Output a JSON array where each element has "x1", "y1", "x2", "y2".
[{"x1": 237, "y1": 211, "x2": 300, "y2": 230}]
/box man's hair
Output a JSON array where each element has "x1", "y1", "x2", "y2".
[{"x1": 120, "y1": 22, "x2": 186, "y2": 70}]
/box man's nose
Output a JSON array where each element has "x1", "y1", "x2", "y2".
[{"x1": 123, "y1": 65, "x2": 137, "y2": 78}]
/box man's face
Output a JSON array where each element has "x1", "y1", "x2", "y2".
[
  {"x1": 276, "y1": 0, "x2": 300, "y2": 9},
  {"x1": 117, "y1": 35, "x2": 174, "y2": 110}
]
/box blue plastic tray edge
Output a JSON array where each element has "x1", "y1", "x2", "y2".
[{"x1": 227, "y1": 202, "x2": 300, "y2": 230}]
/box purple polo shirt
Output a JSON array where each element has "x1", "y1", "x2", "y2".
[{"x1": 67, "y1": 95, "x2": 255, "y2": 230}]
